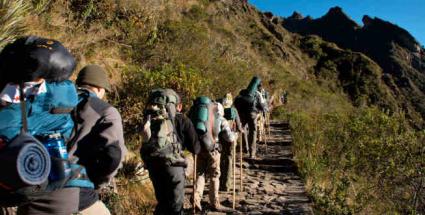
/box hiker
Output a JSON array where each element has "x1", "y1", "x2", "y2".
[
  {"x1": 259, "y1": 84, "x2": 269, "y2": 110},
  {"x1": 190, "y1": 98, "x2": 237, "y2": 212},
  {"x1": 174, "y1": 90, "x2": 201, "y2": 212},
  {"x1": 218, "y1": 93, "x2": 243, "y2": 192},
  {"x1": 234, "y1": 76, "x2": 267, "y2": 159},
  {"x1": 72, "y1": 65, "x2": 128, "y2": 215},
  {"x1": 0, "y1": 36, "x2": 92, "y2": 215},
  {"x1": 140, "y1": 89, "x2": 192, "y2": 215},
  {"x1": 174, "y1": 92, "x2": 201, "y2": 179},
  {"x1": 257, "y1": 84, "x2": 270, "y2": 142}
]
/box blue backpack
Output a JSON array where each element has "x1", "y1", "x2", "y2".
[{"x1": 0, "y1": 81, "x2": 93, "y2": 206}]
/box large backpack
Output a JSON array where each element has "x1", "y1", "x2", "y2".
[
  {"x1": 189, "y1": 96, "x2": 218, "y2": 152},
  {"x1": 234, "y1": 76, "x2": 261, "y2": 112},
  {"x1": 140, "y1": 89, "x2": 186, "y2": 167},
  {"x1": 0, "y1": 81, "x2": 92, "y2": 206}
]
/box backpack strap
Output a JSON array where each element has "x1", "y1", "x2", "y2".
[
  {"x1": 19, "y1": 82, "x2": 28, "y2": 133},
  {"x1": 67, "y1": 89, "x2": 91, "y2": 151}
]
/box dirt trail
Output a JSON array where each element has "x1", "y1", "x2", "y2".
[{"x1": 186, "y1": 121, "x2": 314, "y2": 215}]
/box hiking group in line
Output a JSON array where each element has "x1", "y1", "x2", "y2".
[{"x1": 0, "y1": 36, "x2": 273, "y2": 215}]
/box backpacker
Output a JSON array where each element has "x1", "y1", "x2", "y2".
[
  {"x1": 189, "y1": 96, "x2": 218, "y2": 152},
  {"x1": 140, "y1": 88, "x2": 186, "y2": 167},
  {"x1": 0, "y1": 36, "x2": 92, "y2": 206},
  {"x1": 234, "y1": 76, "x2": 261, "y2": 111}
]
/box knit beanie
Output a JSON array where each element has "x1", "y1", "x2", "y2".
[{"x1": 76, "y1": 65, "x2": 111, "y2": 92}]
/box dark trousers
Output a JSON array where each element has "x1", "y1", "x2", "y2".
[
  {"x1": 220, "y1": 141, "x2": 234, "y2": 191},
  {"x1": 240, "y1": 112, "x2": 258, "y2": 158},
  {"x1": 147, "y1": 163, "x2": 185, "y2": 215}
]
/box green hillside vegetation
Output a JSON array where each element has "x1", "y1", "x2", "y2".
[{"x1": 1, "y1": 0, "x2": 424, "y2": 214}]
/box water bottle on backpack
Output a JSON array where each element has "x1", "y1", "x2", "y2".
[{"x1": 42, "y1": 133, "x2": 71, "y2": 181}]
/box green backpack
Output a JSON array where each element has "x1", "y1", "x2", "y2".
[
  {"x1": 189, "y1": 96, "x2": 217, "y2": 151},
  {"x1": 140, "y1": 89, "x2": 186, "y2": 167}
]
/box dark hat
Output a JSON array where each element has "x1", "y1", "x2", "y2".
[
  {"x1": 0, "y1": 36, "x2": 76, "y2": 84},
  {"x1": 76, "y1": 65, "x2": 111, "y2": 91}
]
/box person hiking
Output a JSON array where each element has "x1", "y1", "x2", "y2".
[
  {"x1": 167, "y1": 90, "x2": 201, "y2": 214},
  {"x1": 190, "y1": 98, "x2": 237, "y2": 212},
  {"x1": 0, "y1": 36, "x2": 93, "y2": 215},
  {"x1": 257, "y1": 84, "x2": 270, "y2": 142},
  {"x1": 140, "y1": 88, "x2": 190, "y2": 215},
  {"x1": 174, "y1": 91, "x2": 201, "y2": 180},
  {"x1": 234, "y1": 76, "x2": 267, "y2": 159},
  {"x1": 72, "y1": 65, "x2": 127, "y2": 215},
  {"x1": 218, "y1": 93, "x2": 243, "y2": 192}
]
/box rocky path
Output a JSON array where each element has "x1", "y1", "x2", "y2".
[{"x1": 186, "y1": 121, "x2": 314, "y2": 215}]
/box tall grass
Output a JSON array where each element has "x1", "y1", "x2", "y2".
[
  {"x1": 281, "y1": 106, "x2": 425, "y2": 214},
  {"x1": 0, "y1": 0, "x2": 28, "y2": 48}
]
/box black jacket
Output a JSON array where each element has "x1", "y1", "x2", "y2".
[{"x1": 175, "y1": 113, "x2": 200, "y2": 154}]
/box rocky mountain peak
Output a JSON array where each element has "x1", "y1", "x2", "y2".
[
  {"x1": 322, "y1": 6, "x2": 359, "y2": 28},
  {"x1": 290, "y1": 11, "x2": 304, "y2": 20},
  {"x1": 362, "y1": 15, "x2": 373, "y2": 26}
]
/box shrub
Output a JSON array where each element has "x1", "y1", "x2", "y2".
[{"x1": 288, "y1": 107, "x2": 424, "y2": 214}]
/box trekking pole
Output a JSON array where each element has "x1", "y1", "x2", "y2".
[
  {"x1": 233, "y1": 139, "x2": 236, "y2": 210},
  {"x1": 193, "y1": 154, "x2": 197, "y2": 215},
  {"x1": 239, "y1": 134, "x2": 243, "y2": 192},
  {"x1": 266, "y1": 113, "x2": 271, "y2": 154}
]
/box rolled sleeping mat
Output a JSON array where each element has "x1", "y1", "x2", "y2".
[
  {"x1": 191, "y1": 96, "x2": 211, "y2": 135},
  {"x1": 0, "y1": 133, "x2": 51, "y2": 190},
  {"x1": 195, "y1": 107, "x2": 209, "y2": 134},
  {"x1": 246, "y1": 76, "x2": 261, "y2": 96}
]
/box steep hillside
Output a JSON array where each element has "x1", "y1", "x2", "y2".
[
  {"x1": 280, "y1": 7, "x2": 425, "y2": 127},
  {"x1": 0, "y1": 0, "x2": 423, "y2": 214}
]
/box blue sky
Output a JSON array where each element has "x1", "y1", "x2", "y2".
[{"x1": 249, "y1": 0, "x2": 425, "y2": 46}]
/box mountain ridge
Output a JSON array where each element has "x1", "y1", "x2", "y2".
[{"x1": 265, "y1": 6, "x2": 425, "y2": 127}]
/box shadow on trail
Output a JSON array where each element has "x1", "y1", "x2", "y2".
[
  {"x1": 246, "y1": 158, "x2": 299, "y2": 173},
  {"x1": 259, "y1": 141, "x2": 292, "y2": 147}
]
